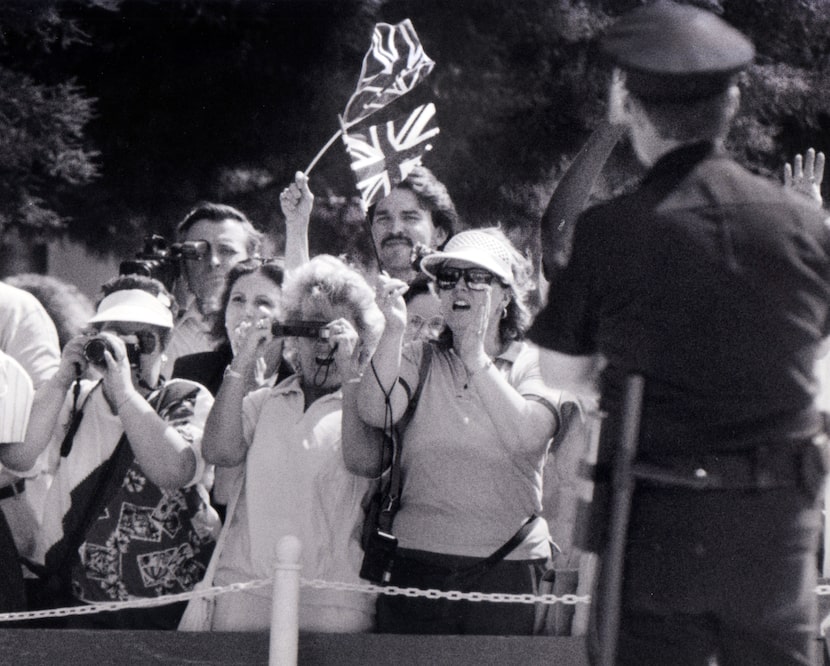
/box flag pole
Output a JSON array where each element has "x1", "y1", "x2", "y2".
[
  {"x1": 362, "y1": 212, "x2": 385, "y2": 273},
  {"x1": 336, "y1": 112, "x2": 385, "y2": 272},
  {"x1": 304, "y1": 127, "x2": 344, "y2": 176}
]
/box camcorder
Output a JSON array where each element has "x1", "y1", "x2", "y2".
[
  {"x1": 83, "y1": 336, "x2": 141, "y2": 368},
  {"x1": 119, "y1": 234, "x2": 209, "y2": 292},
  {"x1": 270, "y1": 320, "x2": 331, "y2": 339}
]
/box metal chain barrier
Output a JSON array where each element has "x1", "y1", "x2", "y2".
[
  {"x1": 1, "y1": 577, "x2": 828, "y2": 623},
  {"x1": 0, "y1": 575, "x2": 588, "y2": 623},
  {"x1": 302, "y1": 578, "x2": 590, "y2": 606},
  {"x1": 0, "y1": 578, "x2": 272, "y2": 623}
]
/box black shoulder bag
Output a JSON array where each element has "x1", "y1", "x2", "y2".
[{"x1": 359, "y1": 342, "x2": 434, "y2": 584}]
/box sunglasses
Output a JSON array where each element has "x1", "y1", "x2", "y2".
[{"x1": 435, "y1": 267, "x2": 501, "y2": 291}]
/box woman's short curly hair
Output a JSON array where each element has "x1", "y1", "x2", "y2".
[{"x1": 281, "y1": 254, "x2": 384, "y2": 370}]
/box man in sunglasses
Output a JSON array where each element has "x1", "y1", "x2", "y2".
[
  {"x1": 529, "y1": 3, "x2": 830, "y2": 665},
  {"x1": 162, "y1": 202, "x2": 263, "y2": 378}
]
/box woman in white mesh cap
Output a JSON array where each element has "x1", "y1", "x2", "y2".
[{"x1": 346, "y1": 227, "x2": 563, "y2": 635}]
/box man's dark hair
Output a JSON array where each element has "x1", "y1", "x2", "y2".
[
  {"x1": 176, "y1": 202, "x2": 263, "y2": 257},
  {"x1": 632, "y1": 85, "x2": 738, "y2": 143},
  {"x1": 367, "y1": 166, "x2": 460, "y2": 249}
]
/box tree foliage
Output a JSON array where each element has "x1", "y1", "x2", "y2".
[
  {"x1": 0, "y1": 1, "x2": 108, "y2": 241},
  {"x1": 1, "y1": 0, "x2": 828, "y2": 264}
]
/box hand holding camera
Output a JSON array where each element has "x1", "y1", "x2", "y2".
[
  {"x1": 325, "y1": 318, "x2": 359, "y2": 377},
  {"x1": 83, "y1": 336, "x2": 142, "y2": 368},
  {"x1": 55, "y1": 334, "x2": 94, "y2": 387},
  {"x1": 231, "y1": 317, "x2": 280, "y2": 376},
  {"x1": 83, "y1": 332, "x2": 139, "y2": 406}
]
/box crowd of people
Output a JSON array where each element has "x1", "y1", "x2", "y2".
[
  {"x1": 0, "y1": 3, "x2": 829, "y2": 664},
  {"x1": 1, "y1": 157, "x2": 585, "y2": 636}
]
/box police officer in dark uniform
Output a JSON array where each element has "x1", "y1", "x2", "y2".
[{"x1": 529, "y1": 2, "x2": 830, "y2": 664}]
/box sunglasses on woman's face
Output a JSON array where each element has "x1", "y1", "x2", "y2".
[{"x1": 435, "y1": 267, "x2": 499, "y2": 291}]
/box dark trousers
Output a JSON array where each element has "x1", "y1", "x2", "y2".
[
  {"x1": 376, "y1": 548, "x2": 548, "y2": 635},
  {"x1": 0, "y1": 508, "x2": 25, "y2": 614},
  {"x1": 609, "y1": 484, "x2": 821, "y2": 666}
]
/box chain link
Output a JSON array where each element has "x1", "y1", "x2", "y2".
[
  {"x1": 301, "y1": 578, "x2": 588, "y2": 605},
  {"x1": 1, "y1": 575, "x2": 827, "y2": 623}
]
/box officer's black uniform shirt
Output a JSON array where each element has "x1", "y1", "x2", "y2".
[{"x1": 530, "y1": 142, "x2": 830, "y2": 455}]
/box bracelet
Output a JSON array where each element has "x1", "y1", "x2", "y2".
[
  {"x1": 343, "y1": 375, "x2": 363, "y2": 385},
  {"x1": 223, "y1": 365, "x2": 245, "y2": 380},
  {"x1": 467, "y1": 359, "x2": 493, "y2": 381}
]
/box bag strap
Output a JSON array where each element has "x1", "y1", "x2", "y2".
[
  {"x1": 377, "y1": 341, "x2": 434, "y2": 533},
  {"x1": 59, "y1": 380, "x2": 102, "y2": 458},
  {"x1": 453, "y1": 514, "x2": 540, "y2": 582},
  {"x1": 198, "y1": 469, "x2": 244, "y2": 589}
]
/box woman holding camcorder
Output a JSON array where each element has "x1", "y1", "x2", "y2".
[{"x1": 0, "y1": 274, "x2": 219, "y2": 629}]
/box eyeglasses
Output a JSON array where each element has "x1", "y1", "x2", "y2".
[
  {"x1": 406, "y1": 314, "x2": 444, "y2": 339},
  {"x1": 435, "y1": 267, "x2": 500, "y2": 291}
]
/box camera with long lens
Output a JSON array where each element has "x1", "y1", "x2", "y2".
[
  {"x1": 271, "y1": 320, "x2": 330, "y2": 339},
  {"x1": 83, "y1": 337, "x2": 141, "y2": 367},
  {"x1": 119, "y1": 234, "x2": 209, "y2": 292}
]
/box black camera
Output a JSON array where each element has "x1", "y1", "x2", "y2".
[
  {"x1": 119, "y1": 234, "x2": 209, "y2": 292},
  {"x1": 270, "y1": 320, "x2": 331, "y2": 339},
  {"x1": 83, "y1": 337, "x2": 141, "y2": 368},
  {"x1": 359, "y1": 529, "x2": 398, "y2": 584}
]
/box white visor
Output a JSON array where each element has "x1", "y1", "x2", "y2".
[
  {"x1": 420, "y1": 229, "x2": 514, "y2": 285},
  {"x1": 88, "y1": 289, "x2": 174, "y2": 329}
]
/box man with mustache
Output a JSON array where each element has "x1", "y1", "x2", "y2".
[{"x1": 367, "y1": 166, "x2": 459, "y2": 283}]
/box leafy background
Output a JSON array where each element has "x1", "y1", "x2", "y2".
[{"x1": 1, "y1": 0, "x2": 828, "y2": 274}]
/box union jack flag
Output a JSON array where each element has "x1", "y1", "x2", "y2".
[
  {"x1": 343, "y1": 102, "x2": 440, "y2": 210},
  {"x1": 341, "y1": 19, "x2": 435, "y2": 129}
]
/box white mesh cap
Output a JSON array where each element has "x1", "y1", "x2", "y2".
[{"x1": 420, "y1": 229, "x2": 514, "y2": 285}]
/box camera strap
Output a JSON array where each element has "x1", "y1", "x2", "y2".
[
  {"x1": 377, "y1": 341, "x2": 434, "y2": 534},
  {"x1": 59, "y1": 380, "x2": 103, "y2": 458}
]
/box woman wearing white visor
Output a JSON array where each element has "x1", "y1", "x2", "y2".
[
  {"x1": 1, "y1": 274, "x2": 219, "y2": 629},
  {"x1": 349, "y1": 228, "x2": 563, "y2": 635}
]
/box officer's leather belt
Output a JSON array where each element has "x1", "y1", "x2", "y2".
[
  {"x1": 630, "y1": 440, "x2": 825, "y2": 491},
  {"x1": 0, "y1": 478, "x2": 25, "y2": 501}
]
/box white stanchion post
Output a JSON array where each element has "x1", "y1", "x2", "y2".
[{"x1": 269, "y1": 535, "x2": 302, "y2": 666}]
